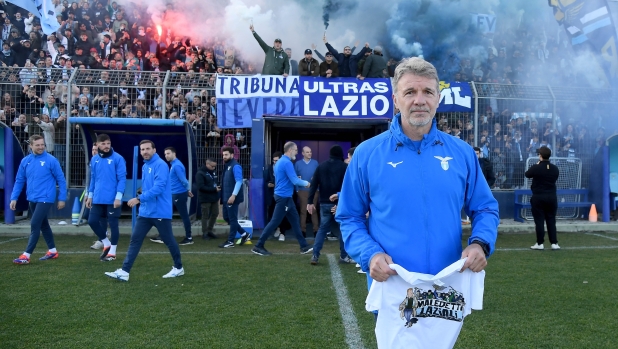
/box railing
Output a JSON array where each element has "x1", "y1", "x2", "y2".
[{"x1": 1, "y1": 67, "x2": 613, "y2": 191}]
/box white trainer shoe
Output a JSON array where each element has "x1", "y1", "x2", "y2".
[
  {"x1": 274, "y1": 229, "x2": 281, "y2": 238},
  {"x1": 105, "y1": 269, "x2": 129, "y2": 282},
  {"x1": 278, "y1": 234, "x2": 285, "y2": 242},
  {"x1": 530, "y1": 243, "x2": 544, "y2": 250},
  {"x1": 163, "y1": 267, "x2": 185, "y2": 278},
  {"x1": 355, "y1": 263, "x2": 361, "y2": 268},
  {"x1": 357, "y1": 269, "x2": 366, "y2": 274},
  {"x1": 90, "y1": 240, "x2": 103, "y2": 249},
  {"x1": 551, "y1": 244, "x2": 561, "y2": 250}
]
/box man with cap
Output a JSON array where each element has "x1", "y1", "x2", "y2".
[
  {"x1": 320, "y1": 52, "x2": 339, "y2": 78},
  {"x1": 525, "y1": 147, "x2": 560, "y2": 251},
  {"x1": 12, "y1": 39, "x2": 32, "y2": 67},
  {"x1": 249, "y1": 24, "x2": 289, "y2": 76},
  {"x1": 324, "y1": 35, "x2": 369, "y2": 77},
  {"x1": 299, "y1": 49, "x2": 319, "y2": 77},
  {"x1": 360, "y1": 45, "x2": 387, "y2": 79},
  {"x1": 72, "y1": 46, "x2": 88, "y2": 66}
]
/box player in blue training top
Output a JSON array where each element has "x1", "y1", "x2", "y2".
[
  {"x1": 252, "y1": 141, "x2": 314, "y2": 256},
  {"x1": 105, "y1": 140, "x2": 183, "y2": 282},
  {"x1": 86, "y1": 134, "x2": 126, "y2": 261},
  {"x1": 11, "y1": 135, "x2": 67, "y2": 264},
  {"x1": 153, "y1": 146, "x2": 194, "y2": 245}
]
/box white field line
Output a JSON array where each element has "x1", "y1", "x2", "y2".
[
  {"x1": 585, "y1": 233, "x2": 618, "y2": 241},
  {"x1": 496, "y1": 245, "x2": 618, "y2": 251},
  {"x1": 327, "y1": 254, "x2": 365, "y2": 349},
  {"x1": 0, "y1": 237, "x2": 28, "y2": 245}
]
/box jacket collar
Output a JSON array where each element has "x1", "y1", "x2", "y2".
[
  {"x1": 145, "y1": 153, "x2": 160, "y2": 164},
  {"x1": 390, "y1": 113, "x2": 439, "y2": 150}
]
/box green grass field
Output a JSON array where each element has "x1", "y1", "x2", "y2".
[{"x1": 1, "y1": 232, "x2": 617, "y2": 349}]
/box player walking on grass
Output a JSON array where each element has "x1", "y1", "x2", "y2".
[
  {"x1": 105, "y1": 140, "x2": 183, "y2": 282},
  {"x1": 149, "y1": 147, "x2": 194, "y2": 245},
  {"x1": 86, "y1": 134, "x2": 126, "y2": 261},
  {"x1": 252, "y1": 142, "x2": 314, "y2": 256},
  {"x1": 11, "y1": 135, "x2": 67, "y2": 264},
  {"x1": 218, "y1": 146, "x2": 250, "y2": 248}
]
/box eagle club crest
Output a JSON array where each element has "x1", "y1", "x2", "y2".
[
  {"x1": 434, "y1": 156, "x2": 452, "y2": 171},
  {"x1": 399, "y1": 284, "x2": 466, "y2": 328},
  {"x1": 108, "y1": 159, "x2": 113, "y2": 164},
  {"x1": 40, "y1": 161, "x2": 45, "y2": 166}
]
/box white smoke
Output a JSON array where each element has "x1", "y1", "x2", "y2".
[{"x1": 392, "y1": 34, "x2": 423, "y2": 59}]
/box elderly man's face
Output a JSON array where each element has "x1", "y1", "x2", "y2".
[{"x1": 393, "y1": 73, "x2": 440, "y2": 129}]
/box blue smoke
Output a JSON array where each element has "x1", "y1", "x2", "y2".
[{"x1": 322, "y1": 0, "x2": 358, "y2": 30}]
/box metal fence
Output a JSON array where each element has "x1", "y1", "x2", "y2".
[{"x1": 2, "y1": 69, "x2": 615, "y2": 192}]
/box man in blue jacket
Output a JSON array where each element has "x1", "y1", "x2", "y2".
[
  {"x1": 252, "y1": 142, "x2": 314, "y2": 256},
  {"x1": 86, "y1": 134, "x2": 126, "y2": 261},
  {"x1": 336, "y1": 57, "x2": 499, "y2": 285},
  {"x1": 157, "y1": 146, "x2": 194, "y2": 245},
  {"x1": 218, "y1": 146, "x2": 250, "y2": 248},
  {"x1": 11, "y1": 135, "x2": 67, "y2": 264},
  {"x1": 105, "y1": 140, "x2": 183, "y2": 282}
]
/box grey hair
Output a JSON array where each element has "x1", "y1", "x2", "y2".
[
  {"x1": 392, "y1": 57, "x2": 440, "y2": 95},
  {"x1": 283, "y1": 141, "x2": 297, "y2": 153}
]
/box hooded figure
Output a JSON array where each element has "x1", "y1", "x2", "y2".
[{"x1": 221, "y1": 133, "x2": 239, "y2": 156}]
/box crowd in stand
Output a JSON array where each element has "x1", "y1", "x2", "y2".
[{"x1": 0, "y1": 1, "x2": 611, "y2": 191}]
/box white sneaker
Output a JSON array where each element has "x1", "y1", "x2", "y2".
[
  {"x1": 551, "y1": 244, "x2": 561, "y2": 250},
  {"x1": 530, "y1": 243, "x2": 544, "y2": 250},
  {"x1": 90, "y1": 240, "x2": 103, "y2": 249},
  {"x1": 357, "y1": 269, "x2": 366, "y2": 274},
  {"x1": 274, "y1": 229, "x2": 281, "y2": 238},
  {"x1": 355, "y1": 263, "x2": 361, "y2": 268},
  {"x1": 105, "y1": 269, "x2": 129, "y2": 282},
  {"x1": 278, "y1": 234, "x2": 285, "y2": 242},
  {"x1": 162, "y1": 267, "x2": 185, "y2": 278}
]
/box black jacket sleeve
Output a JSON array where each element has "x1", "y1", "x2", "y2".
[{"x1": 308, "y1": 166, "x2": 321, "y2": 203}]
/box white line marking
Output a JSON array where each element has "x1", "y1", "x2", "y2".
[
  {"x1": 585, "y1": 233, "x2": 618, "y2": 241},
  {"x1": 327, "y1": 254, "x2": 365, "y2": 349},
  {"x1": 0, "y1": 237, "x2": 28, "y2": 245},
  {"x1": 496, "y1": 245, "x2": 618, "y2": 251}
]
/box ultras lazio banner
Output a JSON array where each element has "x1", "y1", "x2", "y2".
[
  {"x1": 216, "y1": 75, "x2": 393, "y2": 128},
  {"x1": 438, "y1": 81, "x2": 474, "y2": 113}
]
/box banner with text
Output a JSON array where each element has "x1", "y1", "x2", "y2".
[
  {"x1": 470, "y1": 13, "x2": 497, "y2": 33},
  {"x1": 216, "y1": 75, "x2": 393, "y2": 128},
  {"x1": 438, "y1": 81, "x2": 474, "y2": 113}
]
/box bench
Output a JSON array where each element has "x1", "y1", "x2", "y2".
[{"x1": 513, "y1": 189, "x2": 592, "y2": 222}]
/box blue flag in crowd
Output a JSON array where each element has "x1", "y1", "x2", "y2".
[{"x1": 5, "y1": 0, "x2": 60, "y2": 35}]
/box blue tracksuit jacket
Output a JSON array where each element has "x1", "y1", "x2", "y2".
[
  {"x1": 88, "y1": 149, "x2": 127, "y2": 204},
  {"x1": 169, "y1": 158, "x2": 190, "y2": 194},
  {"x1": 11, "y1": 150, "x2": 67, "y2": 203},
  {"x1": 274, "y1": 155, "x2": 309, "y2": 197},
  {"x1": 139, "y1": 153, "x2": 172, "y2": 219},
  {"x1": 336, "y1": 115, "x2": 499, "y2": 275}
]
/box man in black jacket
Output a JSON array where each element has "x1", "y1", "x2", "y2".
[
  {"x1": 525, "y1": 147, "x2": 560, "y2": 250},
  {"x1": 196, "y1": 158, "x2": 219, "y2": 240},
  {"x1": 474, "y1": 147, "x2": 495, "y2": 187},
  {"x1": 307, "y1": 145, "x2": 350, "y2": 265}
]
